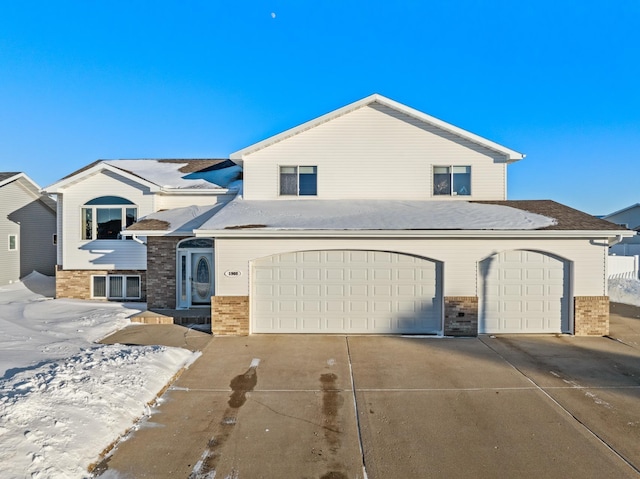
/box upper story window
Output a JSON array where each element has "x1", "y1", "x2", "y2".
[
  {"x1": 82, "y1": 196, "x2": 137, "y2": 240},
  {"x1": 433, "y1": 166, "x2": 471, "y2": 196},
  {"x1": 280, "y1": 166, "x2": 317, "y2": 196}
]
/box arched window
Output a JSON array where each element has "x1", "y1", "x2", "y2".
[{"x1": 82, "y1": 196, "x2": 137, "y2": 240}]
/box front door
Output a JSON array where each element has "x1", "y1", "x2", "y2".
[{"x1": 178, "y1": 249, "x2": 214, "y2": 308}]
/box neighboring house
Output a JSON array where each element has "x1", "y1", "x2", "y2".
[
  {"x1": 601, "y1": 203, "x2": 640, "y2": 256},
  {"x1": 45, "y1": 94, "x2": 633, "y2": 336},
  {"x1": 0, "y1": 172, "x2": 57, "y2": 285}
]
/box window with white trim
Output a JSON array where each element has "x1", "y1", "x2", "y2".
[
  {"x1": 8, "y1": 234, "x2": 17, "y2": 251},
  {"x1": 92, "y1": 275, "x2": 141, "y2": 299},
  {"x1": 280, "y1": 166, "x2": 317, "y2": 196},
  {"x1": 433, "y1": 166, "x2": 471, "y2": 196},
  {"x1": 82, "y1": 196, "x2": 137, "y2": 240}
]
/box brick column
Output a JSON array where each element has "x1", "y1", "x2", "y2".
[
  {"x1": 444, "y1": 296, "x2": 478, "y2": 336},
  {"x1": 147, "y1": 236, "x2": 186, "y2": 309},
  {"x1": 574, "y1": 296, "x2": 609, "y2": 336},
  {"x1": 211, "y1": 296, "x2": 250, "y2": 336}
]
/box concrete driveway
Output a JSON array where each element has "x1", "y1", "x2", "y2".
[{"x1": 96, "y1": 308, "x2": 640, "y2": 478}]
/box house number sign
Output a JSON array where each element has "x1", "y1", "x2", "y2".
[{"x1": 224, "y1": 270, "x2": 243, "y2": 277}]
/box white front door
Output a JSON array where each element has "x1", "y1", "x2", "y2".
[{"x1": 178, "y1": 250, "x2": 214, "y2": 308}]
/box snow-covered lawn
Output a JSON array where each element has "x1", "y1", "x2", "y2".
[
  {"x1": 0, "y1": 273, "x2": 199, "y2": 479},
  {"x1": 608, "y1": 277, "x2": 640, "y2": 307}
]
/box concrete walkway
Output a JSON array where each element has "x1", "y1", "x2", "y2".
[{"x1": 94, "y1": 307, "x2": 640, "y2": 478}]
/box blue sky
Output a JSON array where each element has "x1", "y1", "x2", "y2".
[{"x1": 1, "y1": 1, "x2": 638, "y2": 215}]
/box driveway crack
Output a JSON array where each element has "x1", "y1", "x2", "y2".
[
  {"x1": 345, "y1": 336, "x2": 369, "y2": 479},
  {"x1": 479, "y1": 336, "x2": 640, "y2": 475}
]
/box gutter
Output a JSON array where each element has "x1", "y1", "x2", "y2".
[{"x1": 193, "y1": 229, "x2": 636, "y2": 239}]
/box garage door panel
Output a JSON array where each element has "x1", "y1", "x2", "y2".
[
  {"x1": 349, "y1": 301, "x2": 369, "y2": 312},
  {"x1": 349, "y1": 284, "x2": 368, "y2": 296},
  {"x1": 480, "y1": 250, "x2": 567, "y2": 334},
  {"x1": 252, "y1": 250, "x2": 441, "y2": 334},
  {"x1": 326, "y1": 268, "x2": 344, "y2": 280},
  {"x1": 350, "y1": 269, "x2": 368, "y2": 280}
]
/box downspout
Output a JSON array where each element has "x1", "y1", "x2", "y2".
[{"x1": 132, "y1": 235, "x2": 147, "y2": 246}]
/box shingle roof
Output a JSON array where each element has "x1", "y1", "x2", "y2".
[
  {"x1": 474, "y1": 200, "x2": 627, "y2": 231},
  {"x1": 0, "y1": 172, "x2": 21, "y2": 183},
  {"x1": 60, "y1": 159, "x2": 230, "y2": 182}
]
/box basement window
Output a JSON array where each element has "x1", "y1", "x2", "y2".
[{"x1": 92, "y1": 275, "x2": 141, "y2": 299}]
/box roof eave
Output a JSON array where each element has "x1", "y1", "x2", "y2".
[
  {"x1": 194, "y1": 228, "x2": 633, "y2": 239},
  {"x1": 44, "y1": 163, "x2": 161, "y2": 193}
]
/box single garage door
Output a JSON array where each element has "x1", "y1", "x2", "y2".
[
  {"x1": 480, "y1": 250, "x2": 568, "y2": 333},
  {"x1": 252, "y1": 250, "x2": 442, "y2": 334}
]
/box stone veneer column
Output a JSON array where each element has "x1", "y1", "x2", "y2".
[
  {"x1": 444, "y1": 296, "x2": 478, "y2": 336},
  {"x1": 211, "y1": 296, "x2": 250, "y2": 336},
  {"x1": 146, "y1": 236, "x2": 186, "y2": 309},
  {"x1": 574, "y1": 296, "x2": 609, "y2": 336}
]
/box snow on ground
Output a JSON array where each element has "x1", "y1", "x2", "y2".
[
  {"x1": 0, "y1": 273, "x2": 199, "y2": 478},
  {"x1": 609, "y1": 278, "x2": 640, "y2": 307}
]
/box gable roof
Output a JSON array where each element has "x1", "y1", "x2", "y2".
[
  {"x1": 0, "y1": 172, "x2": 22, "y2": 185},
  {"x1": 230, "y1": 94, "x2": 525, "y2": 163},
  {"x1": 45, "y1": 159, "x2": 240, "y2": 193},
  {"x1": 601, "y1": 203, "x2": 640, "y2": 220},
  {"x1": 0, "y1": 172, "x2": 56, "y2": 211}
]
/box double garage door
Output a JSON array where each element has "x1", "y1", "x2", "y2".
[{"x1": 252, "y1": 250, "x2": 442, "y2": 334}]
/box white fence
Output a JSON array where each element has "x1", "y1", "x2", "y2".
[{"x1": 608, "y1": 254, "x2": 640, "y2": 279}]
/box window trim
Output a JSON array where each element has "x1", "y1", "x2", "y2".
[
  {"x1": 279, "y1": 165, "x2": 318, "y2": 197},
  {"x1": 433, "y1": 165, "x2": 472, "y2": 197},
  {"x1": 8, "y1": 234, "x2": 18, "y2": 251},
  {"x1": 91, "y1": 274, "x2": 141, "y2": 300},
  {"x1": 81, "y1": 198, "x2": 138, "y2": 240}
]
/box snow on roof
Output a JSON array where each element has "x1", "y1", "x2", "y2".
[
  {"x1": 197, "y1": 199, "x2": 557, "y2": 232},
  {"x1": 126, "y1": 203, "x2": 228, "y2": 234},
  {"x1": 104, "y1": 159, "x2": 241, "y2": 189}
]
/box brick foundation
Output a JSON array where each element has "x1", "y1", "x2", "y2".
[
  {"x1": 211, "y1": 296, "x2": 249, "y2": 336},
  {"x1": 146, "y1": 236, "x2": 187, "y2": 309},
  {"x1": 574, "y1": 296, "x2": 609, "y2": 336},
  {"x1": 444, "y1": 296, "x2": 478, "y2": 336},
  {"x1": 56, "y1": 266, "x2": 147, "y2": 301}
]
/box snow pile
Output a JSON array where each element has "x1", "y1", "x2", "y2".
[
  {"x1": 198, "y1": 198, "x2": 557, "y2": 231},
  {"x1": 106, "y1": 160, "x2": 241, "y2": 190},
  {"x1": 130, "y1": 203, "x2": 227, "y2": 234},
  {"x1": 0, "y1": 275, "x2": 198, "y2": 478},
  {"x1": 608, "y1": 278, "x2": 640, "y2": 306},
  {"x1": 184, "y1": 164, "x2": 242, "y2": 188}
]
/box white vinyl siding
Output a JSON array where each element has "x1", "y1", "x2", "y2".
[
  {"x1": 155, "y1": 192, "x2": 236, "y2": 210},
  {"x1": 242, "y1": 104, "x2": 509, "y2": 200},
  {"x1": 59, "y1": 170, "x2": 154, "y2": 270},
  {"x1": 213, "y1": 236, "x2": 608, "y2": 299}
]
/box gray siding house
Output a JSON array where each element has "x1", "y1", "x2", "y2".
[{"x1": 0, "y1": 173, "x2": 57, "y2": 285}]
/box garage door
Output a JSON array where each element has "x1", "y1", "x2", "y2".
[
  {"x1": 480, "y1": 250, "x2": 568, "y2": 333},
  {"x1": 252, "y1": 250, "x2": 442, "y2": 334}
]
